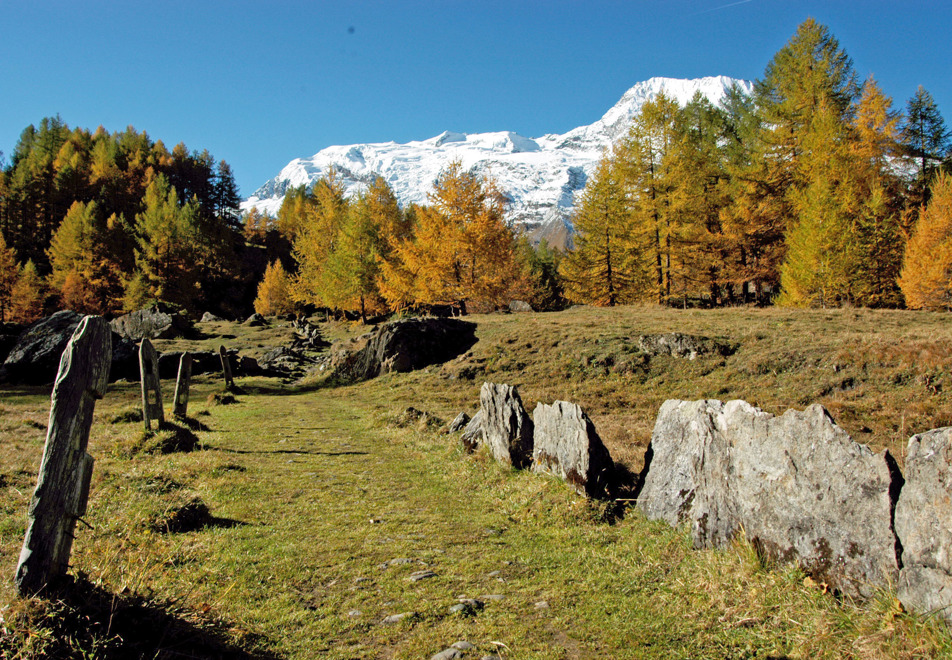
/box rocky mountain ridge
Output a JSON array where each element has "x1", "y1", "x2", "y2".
[{"x1": 242, "y1": 76, "x2": 753, "y2": 246}]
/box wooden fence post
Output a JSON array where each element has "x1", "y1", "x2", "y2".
[
  {"x1": 219, "y1": 345, "x2": 234, "y2": 390},
  {"x1": 140, "y1": 338, "x2": 164, "y2": 431},
  {"x1": 173, "y1": 352, "x2": 192, "y2": 417},
  {"x1": 15, "y1": 315, "x2": 111, "y2": 595}
]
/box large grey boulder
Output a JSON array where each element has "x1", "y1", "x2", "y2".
[
  {"x1": 0, "y1": 311, "x2": 85, "y2": 385},
  {"x1": 479, "y1": 382, "x2": 533, "y2": 469},
  {"x1": 895, "y1": 427, "x2": 952, "y2": 622},
  {"x1": 0, "y1": 311, "x2": 140, "y2": 385},
  {"x1": 532, "y1": 400, "x2": 614, "y2": 498},
  {"x1": 110, "y1": 303, "x2": 192, "y2": 341},
  {"x1": 328, "y1": 318, "x2": 477, "y2": 383},
  {"x1": 637, "y1": 400, "x2": 737, "y2": 546},
  {"x1": 638, "y1": 399, "x2": 900, "y2": 599}
]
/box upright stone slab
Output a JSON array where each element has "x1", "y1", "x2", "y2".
[
  {"x1": 895, "y1": 427, "x2": 952, "y2": 622},
  {"x1": 532, "y1": 400, "x2": 614, "y2": 498},
  {"x1": 15, "y1": 316, "x2": 111, "y2": 595},
  {"x1": 460, "y1": 409, "x2": 484, "y2": 452},
  {"x1": 479, "y1": 382, "x2": 533, "y2": 468},
  {"x1": 172, "y1": 352, "x2": 192, "y2": 417},
  {"x1": 724, "y1": 401, "x2": 900, "y2": 599},
  {"x1": 219, "y1": 345, "x2": 234, "y2": 390},
  {"x1": 637, "y1": 399, "x2": 738, "y2": 547},
  {"x1": 638, "y1": 399, "x2": 900, "y2": 599},
  {"x1": 139, "y1": 338, "x2": 164, "y2": 430}
]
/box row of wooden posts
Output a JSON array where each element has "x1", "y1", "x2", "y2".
[{"x1": 14, "y1": 316, "x2": 236, "y2": 596}]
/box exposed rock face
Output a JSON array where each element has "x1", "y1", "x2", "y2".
[
  {"x1": 532, "y1": 400, "x2": 614, "y2": 497},
  {"x1": 244, "y1": 313, "x2": 268, "y2": 326},
  {"x1": 0, "y1": 311, "x2": 140, "y2": 385},
  {"x1": 200, "y1": 312, "x2": 224, "y2": 322},
  {"x1": 895, "y1": 427, "x2": 952, "y2": 622},
  {"x1": 509, "y1": 300, "x2": 534, "y2": 313},
  {"x1": 328, "y1": 318, "x2": 477, "y2": 383},
  {"x1": 1, "y1": 311, "x2": 86, "y2": 384},
  {"x1": 479, "y1": 383, "x2": 533, "y2": 468},
  {"x1": 638, "y1": 399, "x2": 900, "y2": 599},
  {"x1": 636, "y1": 333, "x2": 735, "y2": 360},
  {"x1": 638, "y1": 400, "x2": 737, "y2": 546},
  {"x1": 110, "y1": 303, "x2": 192, "y2": 341},
  {"x1": 0, "y1": 323, "x2": 23, "y2": 363}
]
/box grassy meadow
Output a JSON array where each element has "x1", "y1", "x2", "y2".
[{"x1": 2, "y1": 305, "x2": 952, "y2": 658}]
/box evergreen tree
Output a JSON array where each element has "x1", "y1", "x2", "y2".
[
  {"x1": 133, "y1": 175, "x2": 203, "y2": 309},
  {"x1": 899, "y1": 171, "x2": 952, "y2": 310},
  {"x1": 518, "y1": 238, "x2": 566, "y2": 311},
  {"x1": 213, "y1": 160, "x2": 242, "y2": 231},
  {"x1": 902, "y1": 86, "x2": 951, "y2": 182}
]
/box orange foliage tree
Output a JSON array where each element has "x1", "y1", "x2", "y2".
[{"x1": 899, "y1": 172, "x2": 952, "y2": 310}]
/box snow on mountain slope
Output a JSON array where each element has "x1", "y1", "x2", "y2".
[{"x1": 242, "y1": 76, "x2": 752, "y2": 243}]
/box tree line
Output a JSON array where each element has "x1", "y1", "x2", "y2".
[
  {"x1": 562, "y1": 19, "x2": 952, "y2": 310},
  {"x1": 0, "y1": 118, "x2": 249, "y2": 322},
  {"x1": 250, "y1": 163, "x2": 565, "y2": 319}
]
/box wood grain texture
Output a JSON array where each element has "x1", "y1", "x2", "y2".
[{"x1": 15, "y1": 315, "x2": 111, "y2": 595}]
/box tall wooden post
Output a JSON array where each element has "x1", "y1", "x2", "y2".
[
  {"x1": 140, "y1": 338, "x2": 164, "y2": 431},
  {"x1": 15, "y1": 316, "x2": 111, "y2": 595},
  {"x1": 219, "y1": 345, "x2": 234, "y2": 390},
  {"x1": 173, "y1": 352, "x2": 192, "y2": 418}
]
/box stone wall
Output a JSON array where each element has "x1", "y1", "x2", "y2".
[{"x1": 457, "y1": 384, "x2": 952, "y2": 620}]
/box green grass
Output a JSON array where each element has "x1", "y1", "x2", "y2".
[{"x1": 2, "y1": 306, "x2": 952, "y2": 658}]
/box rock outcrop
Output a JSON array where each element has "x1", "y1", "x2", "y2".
[
  {"x1": 0, "y1": 311, "x2": 140, "y2": 385},
  {"x1": 327, "y1": 318, "x2": 477, "y2": 383},
  {"x1": 638, "y1": 399, "x2": 900, "y2": 599},
  {"x1": 636, "y1": 333, "x2": 735, "y2": 360},
  {"x1": 532, "y1": 400, "x2": 614, "y2": 497},
  {"x1": 110, "y1": 303, "x2": 193, "y2": 341},
  {"x1": 895, "y1": 427, "x2": 952, "y2": 622},
  {"x1": 478, "y1": 383, "x2": 534, "y2": 469}
]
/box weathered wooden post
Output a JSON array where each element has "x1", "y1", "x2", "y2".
[
  {"x1": 219, "y1": 345, "x2": 234, "y2": 390},
  {"x1": 172, "y1": 352, "x2": 192, "y2": 418},
  {"x1": 15, "y1": 316, "x2": 111, "y2": 595},
  {"x1": 139, "y1": 338, "x2": 164, "y2": 431}
]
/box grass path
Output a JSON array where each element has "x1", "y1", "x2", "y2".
[{"x1": 42, "y1": 379, "x2": 944, "y2": 659}]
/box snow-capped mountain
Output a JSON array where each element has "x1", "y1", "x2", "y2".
[{"x1": 242, "y1": 76, "x2": 752, "y2": 245}]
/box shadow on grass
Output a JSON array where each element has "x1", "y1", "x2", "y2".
[
  {"x1": 151, "y1": 496, "x2": 248, "y2": 534},
  {"x1": 1, "y1": 575, "x2": 281, "y2": 659}
]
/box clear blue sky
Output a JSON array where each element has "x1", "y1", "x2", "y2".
[{"x1": 2, "y1": 0, "x2": 949, "y2": 197}]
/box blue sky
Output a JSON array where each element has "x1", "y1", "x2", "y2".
[{"x1": 2, "y1": 1, "x2": 949, "y2": 197}]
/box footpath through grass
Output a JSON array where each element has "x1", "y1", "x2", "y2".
[{"x1": 2, "y1": 374, "x2": 951, "y2": 658}]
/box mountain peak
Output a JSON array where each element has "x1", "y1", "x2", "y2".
[{"x1": 243, "y1": 76, "x2": 753, "y2": 243}]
